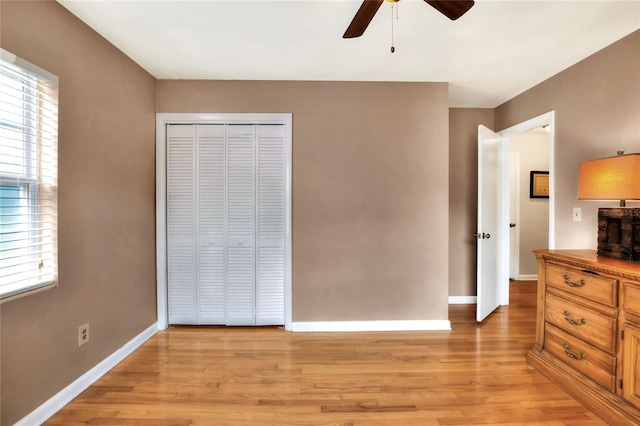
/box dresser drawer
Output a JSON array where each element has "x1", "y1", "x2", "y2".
[
  {"x1": 622, "y1": 281, "x2": 640, "y2": 318},
  {"x1": 545, "y1": 323, "x2": 616, "y2": 391},
  {"x1": 545, "y1": 292, "x2": 617, "y2": 354},
  {"x1": 546, "y1": 263, "x2": 617, "y2": 307}
]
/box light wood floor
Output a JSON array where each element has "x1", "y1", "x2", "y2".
[{"x1": 46, "y1": 281, "x2": 607, "y2": 425}]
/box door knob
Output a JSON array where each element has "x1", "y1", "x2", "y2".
[
  {"x1": 509, "y1": 223, "x2": 516, "y2": 228},
  {"x1": 473, "y1": 233, "x2": 491, "y2": 239}
]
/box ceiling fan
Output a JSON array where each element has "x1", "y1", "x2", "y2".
[{"x1": 343, "y1": 0, "x2": 475, "y2": 39}]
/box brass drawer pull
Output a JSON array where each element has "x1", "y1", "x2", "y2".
[
  {"x1": 563, "y1": 311, "x2": 586, "y2": 325},
  {"x1": 562, "y1": 343, "x2": 586, "y2": 360},
  {"x1": 563, "y1": 274, "x2": 586, "y2": 287}
]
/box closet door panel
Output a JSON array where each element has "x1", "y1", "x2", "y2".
[
  {"x1": 227, "y1": 125, "x2": 255, "y2": 241},
  {"x1": 227, "y1": 248, "x2": 255, "y2": 325},
  {"x1": 167, "y1": 125, "x2": 197, "y2": 324},
  {"x1": 226, "y1": 125, "x2": 256, "y2": 325},
  {"x1": 256, "y1": 125, "x2": 285, "y2": 325},
  {"x1": 168, "y1": 245, "x2": 197, "y2": 324},
  {"x1": 198, "y1": 246, "x2": 225, "y2": 323},
  {"x1": 197, "y1": 125, "x2": 226, "y2": 324},
  {"x1": 257, "y1": 248, "x2": 284, "y2": 324},
  {"x1": 197, "y1": 125, "x2": 226, "y2": 244}
]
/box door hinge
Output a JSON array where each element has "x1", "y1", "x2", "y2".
[{"x1": 620, "y1": 379, "x2": 624, "y2": 389}]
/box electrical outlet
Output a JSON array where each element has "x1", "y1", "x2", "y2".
[
  {"x1": 78, "y1": 323, "x2": 89, "y2": 346},
  {"x1": 573, "y1": 207, "x2": 581, "y2": 222}
]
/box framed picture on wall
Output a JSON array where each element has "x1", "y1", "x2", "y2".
[{"x1": 530, "y1": 171, "x2": 549, "y2": 198}]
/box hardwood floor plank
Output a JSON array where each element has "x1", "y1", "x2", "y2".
[
  {"x1": 45, "y1": 281, "x2": 608, "y2": 425},
  {"x1": 86, "y1": 419, "x2": 191, "y2": 426}
]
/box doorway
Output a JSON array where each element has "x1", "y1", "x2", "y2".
[
  {"x1": 477, "y1": 111, "x2": 555, "y2": 319},
  {"x1": 498, "y1": 111, "x2": 555, "y2": 305}
]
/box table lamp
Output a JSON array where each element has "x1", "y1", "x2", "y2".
[{"x1": 577, "y1": 152, "x2": 640, "y2": 261}]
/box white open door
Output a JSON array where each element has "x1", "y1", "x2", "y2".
[{"x1": 476, "y1": 125, "x2": 505, "y2": 322}]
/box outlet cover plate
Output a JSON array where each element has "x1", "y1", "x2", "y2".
[{"x1": 78, "y1": 323, "x2": 89, "y2": 346}]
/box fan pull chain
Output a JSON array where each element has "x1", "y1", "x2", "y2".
[{"x1": 390, "y1": 2, "x2": 395, "y2": 53}]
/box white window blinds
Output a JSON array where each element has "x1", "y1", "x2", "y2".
[{"x1": 0, "y1": 49, "x2": 58, "y2": 301}]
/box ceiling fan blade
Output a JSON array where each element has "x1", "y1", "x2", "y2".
[
  {"x1": 343, "y1": 0, "x2": 384, "y2": 39},
  {"x1": 425, "y1": 0, "x2": 475, "y2": 20}
]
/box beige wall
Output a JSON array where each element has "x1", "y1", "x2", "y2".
[
  {"x1": 509, "y1": 130, "x2": 549, "y2": 276},
  {"x1": 496, "y1": 30, "x2": 640, "y2": 250},
  {"x1": 158, "y1": 80, "x2": 450, "y2": 321},
  {"x1": 0, "y1": 1, "x2": 157, "y2": 424},
  {"x1": 448, "y1": 108, "x2": 494, "y2": 297}
]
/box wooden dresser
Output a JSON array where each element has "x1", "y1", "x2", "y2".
[{"x1": 528, "y1": 250, "x2": 640, "y2": 425}]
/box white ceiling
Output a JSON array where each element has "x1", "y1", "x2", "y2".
[{"x1": 57, "y1": 0, "x2": 640, "y2": 107}]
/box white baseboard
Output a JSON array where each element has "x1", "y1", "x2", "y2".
[
  {"x1": 15, "y1": 322, "x2": 158, "y2": 426},
  {"x1": 290, "y1": 320, "x2": 451, "y2": 332},
  {"x1": 517, "y1": 274, "x2": 538, "y2": 281},
  {"x1": 448, "y1": 296, "x2": 477, "y2": 305}
]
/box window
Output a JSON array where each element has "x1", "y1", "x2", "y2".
[{"x1": 0, "y1": 49, "x2": 58, "y2": 302}]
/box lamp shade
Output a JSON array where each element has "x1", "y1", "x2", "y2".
[{"x1": 578, "y1": 153, "x2": 640, "y2": 201}]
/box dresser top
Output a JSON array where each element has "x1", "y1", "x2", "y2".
[{"x1": 534, "y1": 249, "x2": 640, "y2": 279}]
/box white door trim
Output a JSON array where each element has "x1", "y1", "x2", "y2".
[
  {"x1": 499, "y1": 111, "x2": 555, "y2": 250},
  {"x1": 156, "y1": 113, "x2": 293, "y2": 331}
]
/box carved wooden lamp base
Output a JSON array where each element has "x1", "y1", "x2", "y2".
[{"x1": 597, "y1": 208, "x2": 640, "y2": 261}]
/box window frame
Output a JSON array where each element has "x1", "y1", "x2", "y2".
[{"x1": 0, "y1": 48, "x2": 58, "y2": 303}]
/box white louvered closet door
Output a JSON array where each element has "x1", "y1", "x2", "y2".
[
  {"x1": 167, "y1": 123, "x2": 285, "y2": 326},
  {"x1": 167, "y1": 125, "x2": 197, "y2": 324},
  {"x1": 225, "y1": 125, "x2": 256, "y2": 325},
  {"x1": 256, "y1": 125, "x2": 286, "y2": 325},
  {"x1": 197, "y1": 125, "x2": 226, "y2": 324}
]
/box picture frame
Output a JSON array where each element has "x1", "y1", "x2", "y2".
[{"x1": 530, "y1": 171, "x2": 549, "y2": 198}]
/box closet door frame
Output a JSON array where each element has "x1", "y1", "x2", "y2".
[{"x1": 156, "y1": 113, "x2": 292, "y2": 331}]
